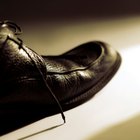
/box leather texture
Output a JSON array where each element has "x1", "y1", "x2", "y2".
[{"x1": 0, "y1": 22, "x2": 121, "y2": 135}]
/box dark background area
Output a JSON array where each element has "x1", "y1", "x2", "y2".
[{"x1": 1, "y1": 0, "x2": 140, "y2": 23}]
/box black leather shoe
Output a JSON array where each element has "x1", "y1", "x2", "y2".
[{"x1": 0, "y1": 21, "x2": 121, "y2": 135}]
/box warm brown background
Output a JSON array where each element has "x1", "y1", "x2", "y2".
[{"x1": 1, "y1": 0, "x2": 140, "y2": 22}]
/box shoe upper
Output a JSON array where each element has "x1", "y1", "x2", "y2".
[{"x1": 43, "y1": 41, "x2": 118, "y2": 103}]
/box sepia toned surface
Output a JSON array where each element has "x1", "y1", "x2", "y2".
[{"x1": 1, "y1": 1, "x2": 140, "y2": 140}]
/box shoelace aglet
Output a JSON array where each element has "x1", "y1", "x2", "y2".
[{"x1": 62, "y1": 113, "x2": 66, "y2": 124}]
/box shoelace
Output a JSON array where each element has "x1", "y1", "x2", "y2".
[{"x1": 1, "y1": 21, "x2": 66, "y2": 123}]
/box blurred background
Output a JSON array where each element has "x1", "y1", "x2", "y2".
[
  {"x1": 1, "y1": 0, "x2": 140, "y2": 55},
  {"x1": 1, "y1": 0, "x2": 140, "y2": 22}
]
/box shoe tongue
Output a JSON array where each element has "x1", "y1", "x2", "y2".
[{"x1": 0, "y1": 34, "x2": 47, "y2": 83}]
